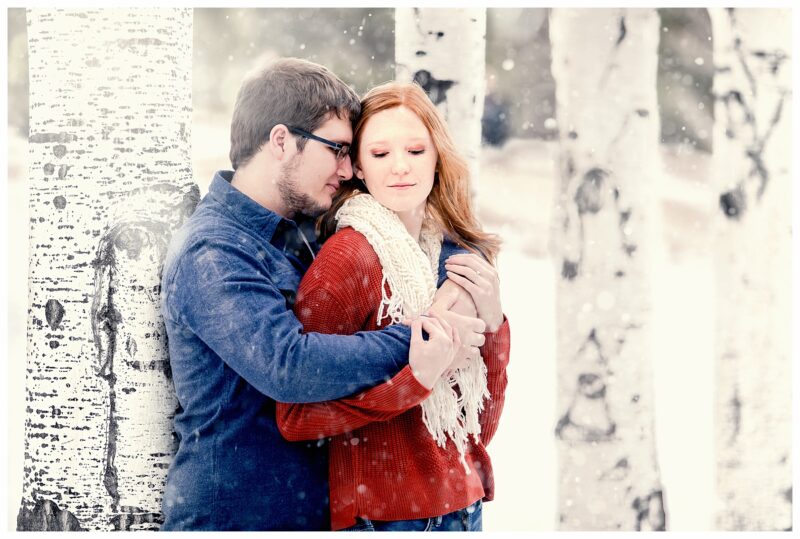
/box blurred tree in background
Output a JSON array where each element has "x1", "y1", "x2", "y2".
[{"x1": 8, "y1": 8, "x2": 714, "y2": 151}]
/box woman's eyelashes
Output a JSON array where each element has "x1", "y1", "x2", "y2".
[{"x1": 369, "y1": 148, "x2": 426, "y2": 159}]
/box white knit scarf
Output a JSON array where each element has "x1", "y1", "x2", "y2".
[{"x1": 336, "y1": 193, "x2": 490, "y2": 472}]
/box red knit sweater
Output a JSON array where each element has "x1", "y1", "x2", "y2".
[{"x1": 276, "y1": 227, "x2": 510, "y2": 530}]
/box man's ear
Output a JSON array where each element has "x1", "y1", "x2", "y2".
[{"x1": 267, "y1": 124, "x2": 293, "y2": 160}]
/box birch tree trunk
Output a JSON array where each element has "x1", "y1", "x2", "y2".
[
  {"x1": 708, "y1": 8, "x2": 792, "y2": 531},
  {"x1": 395, "y1": 7, "x2": 486, "y2": 192},
  {"x1": 549, "y1": 8, "x2": 666, "y2": 530},
  {"x1": 18, "y1": 8, "x2": 198, "y2": 531}
]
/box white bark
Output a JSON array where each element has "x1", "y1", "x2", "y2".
[
  {"x1": 708, "y1": 8, "x2": 792, "y2": 531},
  {"x1": 20, "y1": 8, "x2": 197, "y2": 531},
  {"x1": 395, "y1": 8, "x2": 486, "y2": 193},
  {"x1": 549, "y1": 8, "x2": 665, "y2": 530}
]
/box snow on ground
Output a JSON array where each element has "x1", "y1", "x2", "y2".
[{"x1": 7, "y1": 130, "x2": 717, "y2": 530}]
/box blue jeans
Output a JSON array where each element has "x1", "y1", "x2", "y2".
[{"x1": 344, "y1": 500, "x2": 483, "y2": 532}]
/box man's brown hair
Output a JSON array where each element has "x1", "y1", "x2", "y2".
[{"x1": 229, "y1": 57, "x2": 360, "y2": 170}]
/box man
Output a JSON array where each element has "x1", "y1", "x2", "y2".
[{"x1": 159, "y1": 58, "x2": 485, "y2": 530}]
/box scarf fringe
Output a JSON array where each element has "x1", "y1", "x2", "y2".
[{"x1": 336, "y1": 194, "x2": 490, "y2": 474}]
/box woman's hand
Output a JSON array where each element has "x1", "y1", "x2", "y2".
[
  {"x1": 444, "y1": 253, "x2": 503, "y2": 333},
  {"x1": 408, "y1": 315, "x2": 459, "y2": 390}
]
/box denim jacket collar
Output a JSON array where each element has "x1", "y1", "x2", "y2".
[{"x1": 208, "y1": 170, "x2": 286, "y2": 241}]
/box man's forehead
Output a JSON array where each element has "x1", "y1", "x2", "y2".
[{"x1": 317, "y1": 114, "x2": 353, "y2": 141}]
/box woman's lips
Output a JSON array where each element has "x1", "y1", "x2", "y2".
[{"x1": 389, "y1": 183, "x2": 416, "y2": 190}]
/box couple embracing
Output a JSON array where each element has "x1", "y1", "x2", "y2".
[{"x1": 160, "y1": 57, "x2": 510, "y2": 532}]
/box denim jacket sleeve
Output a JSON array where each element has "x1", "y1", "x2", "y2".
[
  {"x1": 163, "y1": 236, "x2": 412, "y2": 403},
  {"x1": 438, "y1": 236, "x2": 470, "y2": 286}
]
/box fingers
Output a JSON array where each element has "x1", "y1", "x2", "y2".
[
  {"x1": 419, "y1": 315, "x2": 448, "y2": 342},
  {"x1": 446, "y1": 253, "x2": 497, "y2": 280},
  {"x1": 432, "y1": 312, "x2": 454, "y2": 342},
  {"x1": 451, "y1": 320, "x2": 462, "y2": 349},
  {"x1": 445, "y1": 266, "x2": 489, "y2": 294},
  {"x1": 460, "y1": 328, "x2": 485, "y2": 349},
  {"x1": 468, "y1": 344, "x2": 481, "y2": 360},
  {"x1": 410, "y1": 317, "x2": 423, "y2": 345}
]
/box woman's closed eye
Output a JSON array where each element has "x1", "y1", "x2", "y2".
[{"x1": 369, "y1": 148, "x2": 425, "y2": 158}]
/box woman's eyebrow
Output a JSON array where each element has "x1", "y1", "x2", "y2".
[{"x1": 364, "y1": 137, "x2": 428, "y2": 146}]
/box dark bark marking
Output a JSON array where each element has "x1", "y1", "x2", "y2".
[
  {"x1": 90, "y1": 219, "x2": 174, "y2": 513},
  {"x1": 727, "y1": 387, "x2": 741, "y2": 445},
  {"x1": 115, "y1": 37, "x2": 164, "y2": 53},
  {"x1": 732, "y1": 26, "x2": 758, "y2": 99},
  {"x1": 109, "y1": 509, "x2": 163, "y2": 531},
  {"x1": 723, "y1": 19, "x2": 788, "y2": 201},
  {"x1": 632, "y1": 489, "x2": 666, "y2": 531},
  {"x1": 415, "y1": 50, "x2": 427, "y2": 56},
  {"x1": 599, "y1": 457, "x2": 630, "y2": 481},
  {"x1": 575, "y1": 168, "x2": 609, "y2": 214},
  {"x1": 53, "y1": 195, "x2": 67, "y2": 209},
  {"x1": 566, "y1": 156, "x2": 576, "y2": 178},
  {"x1": 57, "y1": 164, "x2": 71, "y2": 181},
  {"x1": 616, "y1": 16, "x2": 627, "y2": 46},
  {"x1": 53, "y1": 144, "x2": 67, "y2": 158},
  {"x1": 43, "y1": 163, "x2": 55, "y2": 175},
  {"x1": 555, "y1": 372, "x2": 616, "y2": 442},
  {"x1": 580, "y1": 328, "x2": 608, "y2": 365},
  {"x1": 719, "y1": 187, "x2": 746, "y2": 220},
  {"x1": 29, "y1": 132, "x2": 77, "y2": 144},
  {"x1": 45, "y1": 299, "x2": 65, "y2": 330},
  {"x1": 567, "y1": 130, "x2": 578, "y2": 139},
  {"x1": 125, "y1": 335, "x2": 138, "y2": 358},
  {"x1": 562, "y1": 259, "x2": 579, "y2": 280},
  {"x1": 17, "y1": 498, "x2": 85, "y2": 531},
  {"x1": 412, "y1": 69, "x2": 455, "y2": 106},
  {"x1": 635, "y1": 109, "x2": 649, "y2": 117}
]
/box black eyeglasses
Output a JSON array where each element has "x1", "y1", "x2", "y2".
[{"x1": 287, "y1": 126, "x2": 351, "y2": 161}]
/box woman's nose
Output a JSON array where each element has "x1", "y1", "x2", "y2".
[{"x1": 391, "y1": 155, "x2": 410, "y2": 175}]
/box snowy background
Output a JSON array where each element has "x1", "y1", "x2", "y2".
[{"x1": 5, "y1": 7, "x2": 782, "y2": 531}]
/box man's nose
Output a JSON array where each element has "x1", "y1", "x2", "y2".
[{"x1": 337, "y1": 154, "x2": 353, "y2": 179}]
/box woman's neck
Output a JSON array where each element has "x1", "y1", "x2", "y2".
[{"x1": 395, "y1": 205, "x2": 426, "y2": 242}]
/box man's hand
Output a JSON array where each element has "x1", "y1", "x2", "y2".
[
  {"x1": 429, "y1": 279, "x2": 485, "y2": 376},
  {"x1": 408, "y1": 315, "x2": 459, "y2": 389},
  {"x1": 427, "y1": 304, "x2": 485, "y2": 363},
  {"x1": 444, "y1": 253, "x2": 503, "y2": 332}
]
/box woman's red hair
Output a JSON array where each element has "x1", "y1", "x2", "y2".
[{"x1": 319, "y1": 81, "x2": 500, "y2": 264}]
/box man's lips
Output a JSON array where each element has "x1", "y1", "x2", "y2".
[{"x1": 325, "y1": 183, "x2": 339, "y2": 193}]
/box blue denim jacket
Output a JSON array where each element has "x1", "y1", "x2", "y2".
[{"x1": 160, "y1": 171, "x2": 463, "y2": 530}]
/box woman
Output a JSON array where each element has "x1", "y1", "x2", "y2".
[{"x1": 276, "y1": 82, "x2": 510, "y2": 532}]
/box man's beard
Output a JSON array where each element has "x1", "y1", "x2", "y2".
[{"x1": 277, "y1": 154, "x2": 328, "y2": 218}]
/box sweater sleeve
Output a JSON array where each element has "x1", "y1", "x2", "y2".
[
  {"x1": 477, "y1": 315, "x2": 510, "y2": 447},
  {"x1": 276, "y1": 228, "x2": 431, "y2": 441},
  {"x1": 166, "y1": 232, "x2": 412, "y2": 403}
]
